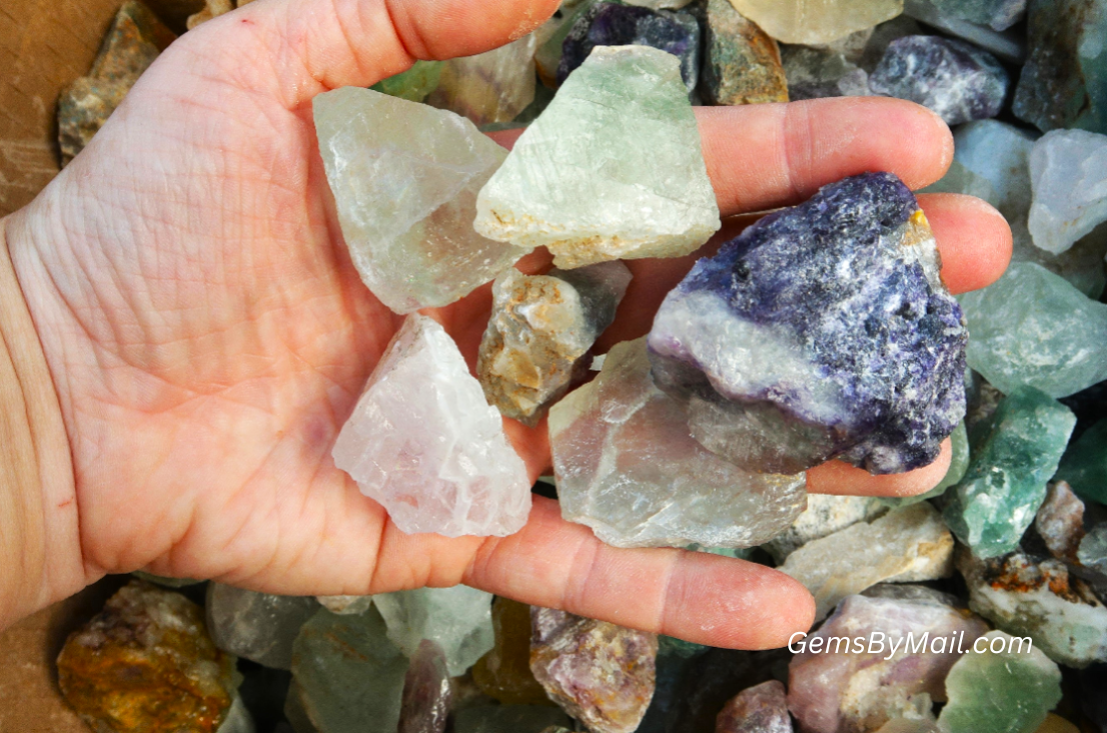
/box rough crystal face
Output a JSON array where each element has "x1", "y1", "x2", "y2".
[
  {"x1": 1056, "y1": 418, "x2": 1107, "y2": 504},
  {"x1": 530, "y1": 607, "x2": 658, "y2": 733},
  {"x1": 558, "y1": 4, "x2": 702, "y2": 90},
  {"x1": 762, "y1": 493, "x2": 885, "y2": 563},
  {"x1": 206, "y1": 585, "x2": 319, "y2": 670},
  {"x1": 371, "y1": 61, "x2": 444, "y2": 103},
  {"x1": 291, "y1": 608, "x2": 409, "y2": 733},
  {"x1": 1013, "y1": 0, "x2": 1107, "y2": 134},
  {"x1": 788, "y1": 590, "x2": 988, "y2": 733},
  {"x1": 1079, "y1": 525, "x2": 1107, "y2": 574},
  {"x1": 958, "y1": 263, "x2": 1107, "y2": 398},
  {"x1": 454, "y1": 706, "x2": 572, "y2": 733},
  {"x1": 778, "y1": 503, "x2": 954, "y2": 620},
  {"x1": 943, "y1": 386, "x2": 1075, "y2": 558},
  {"x1": 314, "y1": 87, "x2": 530, "y2": 313},
  {"x1": 1034, "y1": 482, "x2": 1086, "y2": 563},
  {"x1": 475, "y1": 45, "x2": 721, "y2": 269},
  {"x1": 479, "y1": 262, "x2": 631, "y2": 424},
  {"x1": 549, "y1": 338, "x2": 807, "y2": 549},
  {"x1": 315, "y1": 595, "x2": 373, "y2": 615},
  {"x1": 426, "y1": 34, "x2": 538, "y2": 126},
  {"x1": 473, "y1": 598, "x2": 551, "y2": 705},
  {"x1": 1028, "y1": 130, "x2": 1107, "y2": 254},
  {"x1": 372, "y1": 585, "x2": 495, "y2": 676},
  {"x1": 716, "y1": 681, "x2": 792, "y2": 733},
  {"x1": 869, "y1": 36, "x2": 1008, "y2": 125},
  {"x1": 726, "y1": 0, "x2": 905, "y2": 45},
  {"x1": 957, "y1": 550, "x2": 1107, "y2": 668},
  {"x1": 701, "y1": 0, "x2": 790, "y2": 105},
  {"x1": 57, "y1": 581, "x2": 238, "y2": 733},
  {"x1": 937, "y1": 630, "x2": 1062, "y2": 733},
  {"x1": 781, "y1": 45, "x2": 871, "y2": 100},
  {"x1": 399, "y1": 640, "x2": 452, "y2": 733},
  {"x1": 648, "y1": 172, "x2": 967, "y2": 475},
  {"x1": 909, "y1": 0, "x2": 1026, "y2": 29},
  {"x1": 332, "y1": 315, "x2": 531, "y2": 538}
]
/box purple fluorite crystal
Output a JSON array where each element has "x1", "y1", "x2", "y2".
[
  {"x1": 716, "y1": 680, "x2": 793, "y2": 733},
  {"x1": 870, "y1": 36, "x2": 1009, "y2": 125},
  {"x1": 647, "y1": 172, "x2": 967, "y2": 475},
  {"x1": 558, "y1": 3, "x2": 701, "y2": 90}
]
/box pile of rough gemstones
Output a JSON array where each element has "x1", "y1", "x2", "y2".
[{"x1": 53, "y1": 1, "x2": 1107, "y2": 732}]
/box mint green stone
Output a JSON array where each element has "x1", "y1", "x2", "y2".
[
  {"x1": 290, "y1": 608, "x2": 408, "y2": 733},
  {"x1": 1056, "y1": 419, "x2": 1107, "y2": 505},
  {"x1": 370, "y1": 61, "x2": 444, "y2": 102},
  {"x1": 959, "y1": 262, "x2": 1107, "y2": 398},
  {"x1": 1078, "y1": 524, "x2": 1107, "y2": 573},
  {"x1": 884, "y1": 421, "x2": 969, "y2": 508},
  {"x1": 943, "y1": 386, "x2": 1076, "y2": 559},
  {"x1": 937, "y1": 631, "x2": 1062, "y2": 733}
]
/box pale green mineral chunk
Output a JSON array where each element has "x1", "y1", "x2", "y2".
[
  {"x1": 475, "y1": 45, "x2": 721, "y2": 269},
  {"x1": 290, "y1": 607, "x2": 409, "y2": 733},
  {"x1": 727, "y1": 0, "x2": 905, "y2": 44},
  {"x1": 371, "y1": 586, "x2": 495, "y2": 676},
  {"x1": 206, "y1": 584, "x2": 320, "y2": 670},
  {"x1": 937, "y1": 630, "x2": 1062, "y2": 733},
  {"x1": 371, "y1": 61, "x2": 444, "y2": 102},
  {"x1": 943, "y1": 386, "x2": 1076, "y2": 559},
  {"x1": 958, "y1": 263, "x2": 1107, "y2": 398},
  {"x1": 1029, "y1": 129, "x2": 1107, "y2": 254},
  {"x1": 1079, "y1": 525, "x2": 1107, "y2": 574},
  {"x1": 426, "y1": 34, "x2": 538, "y2": 126},
  {"x1": 314, "y1": 87, "x2": 531, "y2": 313},
  {"x1": 1056, "y1": 419, "x2": 1107, "y2": 505}
]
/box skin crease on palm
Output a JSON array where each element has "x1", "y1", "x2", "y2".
[{"x1": 0, "y1": 0, "x2": 1013, "y2": 646}]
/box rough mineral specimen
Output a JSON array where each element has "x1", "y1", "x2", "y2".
[
  {"x1": 371, "y1": 61, "x2": 444, "y2": 103},
  {"x1": 530, "y1": 607, "x2": 658, "y2": 733},
  {"x1": 781, "y1": 45, "x2": 871, "y2": 100},
  {"x1": 958, "y1": 550, "x2": 1107, "y2": 668},
  {"x1": 475, "y1": 45, "x2": 721, "y2": 269},
  {"x1": 478, "y1": 262, "x2": 630, "y2": 423},
  {"x1": 788, "y1": 589, "x2": 988, "y2": 733},
  {"x1": 779, "y1": 503, "x2": 954, "y2": 620},
  {"x1": 558, "y1": 4, "x2": 702, "y2": 90},
  {"x1": 332, "y1": 315, "x2": 531, "y2": 538},
  {"x1": 701, "y1": 0, "x2": 790, "y2": 105},
  {"x1": 314, "y1": 87, "x2": 530, "y2": 313},
  {"x1": 57, "y1": 581, "x2": 239, "y2": 733},
  {"x1": 1079, "y1": 525, "x2": 1107, "y2": 574},
  {"x1": 426, "y1": 34, "x2": 538, "y2": 126},
  {"x1": 907, "y1": 0, "x2": 1026, "y2": 29},
  {"x1": 535, "y1": 0, "x2": 600, "y2": 86},
  {"x1": 549, "y1": 338, "x2": 807, "y2": 549},
  {"x1": 399, "y1": 640, "x2": 452, "y2": 733},
  {"x1": 1013, "y1": 0, "x2": 1107, "y2": 134},
  {"x1": 454, "y1": 706, "x2": 572, "y2": 733},
  {"x1": 883, "y1": 421, "x2": 970, "y2": 509},
  {"x1": 762, "y1": 493, "x2": 886, "y2": 563},
  {"x1": 716, "y1": 681, "x2": 792, "y2": 733},
  {"x1": 624, "y1": 0, "x2": 695, "y2": 7},
  {"x1": 1035, "y1": 482, "x2": 1086, "y2": 562},
  {"x1": 291, "y1": 607, "x2": 409, "y2": 733},
  {"x1": 473, "y1": 598, "x2": 551, "y2": 705},
  {"x1": 372, "y1": 585, "x2": 495, "y2": 676},
  {"x1": 869, "y1": 36, "x2": 1009, "y2": 125},
  {"x1": 1056, "y1": 419, "x2": 1107, "y2": 504},
  {"x1": 1028, "y1": 130, "x2": 1107, "y2": 254},
  {"x1": 937, "y1": 630, "x2": 1062, "y2": 733},
  {"x1": 315, "y1": 595, "x2": 373, "y2": 615},
  {"x1": 206, "y1": 585, "x2": 319, "y2": 670},
  {"x1": 726, "y1": 0, "x2": 904, "y2": 44},
  {"x1": 187, "y1": 0, "x2": 234, "y2": 28},
  {"x1": 648, "y1": 172, "x2": 966, "y2": 476},
  {"x1": 901, "y1": 0, "x2": 1026, "y2": 63},
  {"x1": 58, "y1": 1, "x2": 175, "y2": 165},
  {"x1": 958, "y1": 263, "x2": 1107, "y2": 398},
  {"x1": 943, "y1": 386, "x2": 1076, "y2": 558}
]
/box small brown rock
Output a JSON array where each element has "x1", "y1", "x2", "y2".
[
  {"x1": 700, "y1": 0, "x2": 789, "y2": 105},
  {"x1": 473, "y1": 598, "x2": 552, "y2": 706}
]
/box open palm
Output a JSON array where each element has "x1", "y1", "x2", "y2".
[{"x1": 4, "y1": 0, "x2": 1012, "y2": 646}]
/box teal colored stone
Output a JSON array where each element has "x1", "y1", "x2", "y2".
[
  {"x1": 1079, "y1": 524, "x2": 1107, "y2": 573},
  {"x1": 937, "y1": 630, "x2": 1062, "y2": 733},
  {"x1": 943, "y1": 386, "x2": 1076, "y2": 558},
  {"x1": 883, "y1": 421, "x2": 969, "y2": 508},
  {"x1": 454, "y1": 706, "x2": 572, "y2": 733},
  {"x1": 1056, "y1": 419, "x2": 1107, "y2": 505},
  {"x1": 1013, "y1": 0, "x2": 1107, "y2": 134},
  {"x1": 370, "y1": 61, "x2": 444, "y2": 102},
  {"x1": 290, "y1": 608, "x2": 409, "y2": 733},
  {"x1": 959, "y1": 262, "x2": 1107, "y2": 398}
]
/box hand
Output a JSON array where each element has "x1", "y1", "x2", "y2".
[{"x1": 3, "y1": 0, "x2": 1011, "y2": 646}]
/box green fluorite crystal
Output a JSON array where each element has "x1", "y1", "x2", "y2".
[
  {"x1": 936, "y1": 630, "x2": 1062, "y2": 733},
  {"x1": 958, "y1": 262, "x2": 1107, "y2": 398},
  {"x1": 1056, "y1": 418, "x2": 1107, "y2": 504},
  {"x1": 475, "y1": 45, "x2": 720, "y2": 269},
  {"x1": 943, "y1": 386, "x2": 1076, "y2": 559},
  {"x1": 370, "y1": 61, "x2": 444, "y2": 102}
]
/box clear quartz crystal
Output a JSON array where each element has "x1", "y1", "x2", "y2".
[
  {"x1": 314, "y1": 87, "x2": 531, "y2": 313},
  {"x1": 332, "y1": 315, "x2": 531, "y2": 538}
]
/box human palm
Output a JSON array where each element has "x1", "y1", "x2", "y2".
[{"x1": 4, "y1": 0, "x2": 1013, "y2": 646}]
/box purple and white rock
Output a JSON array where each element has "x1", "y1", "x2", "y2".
[
  {"x1": 530, "y1": 607, "x2": 658, "y2": 733},
  {"x1": 332, "y1": 315, "x2": 531, "y2": 538},
  {"x1": 787, "y1": 588, "x2": 988, "y2": 733},
  {"x1": 648, "y1": 172, "x2": 967, "y2": 476},
  {"x1": 869, "y1": 36, "x2": 1009, "y2": 125},
  {"x1": 716, "y1": 680, "x2": 793, "y2": 733},
  {"x1": 399, "y1": 640, "x2": 453, "y2": 733}
]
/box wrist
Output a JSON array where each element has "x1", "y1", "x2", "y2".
[{"x1": 0, "y1": 215, "x2": 85, "y2": 628}]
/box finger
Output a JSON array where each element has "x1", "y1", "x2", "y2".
[
  {"x1": 918, "y1": 192, "x2": 1012, "y2": 294},
  {"x1": 808, "y1": 438, "x2": 953, "y2": 498}
]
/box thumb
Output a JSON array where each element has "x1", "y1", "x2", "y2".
[{"x1": 202, "y1": 0, "x2": 560, "y2": 108}]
